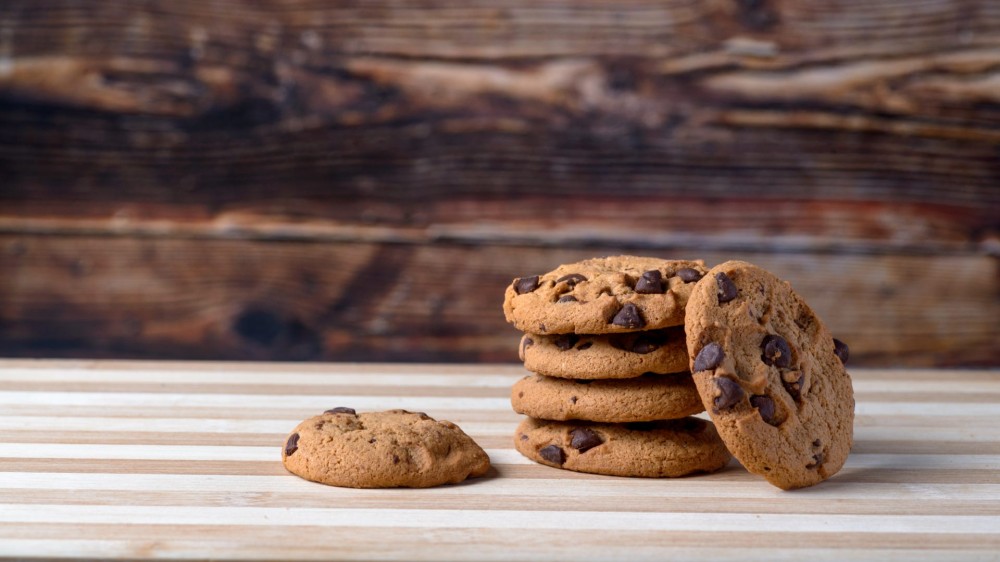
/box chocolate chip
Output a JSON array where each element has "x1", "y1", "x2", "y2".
[
  {"x1": 813, "y1": 439, "x2": 822, "y2": 448},
  {"x1": 538, "y1": 444, "x2": 565, "y2": 465},
  {"x1": 716, "y1": 272, "x2": 738, "y2": 303},
  {"x1": 611, "y1": 303, "x2": 645, "y2": 328},
  {"x1": 634, "y1": 270, "x2": 664, "y2": 294},
  {"x1": 750, "y1": 395, "x2": 777, "y2": 425},
  {"x1": 554, "y1": 334, "x2": 579, "y2": 351},
  {"x1": 284, "y1": 433, "x2": 299, "y2": 457},
  {"x1": 557, "y1": 295, "x2": 578, "y2": 303},
  {"x1": 714, "y1": 377, "x2": 744, "y2": 411},
  {"x1": 392, "y1": 454, "x2": 400, "y2": 464},
  {"x1": 761, "y1": 334, "x2": 792, "y2": 368},
  {"x1": 782, "y1": 371, "x2": 804, "y2": 401},
  {"x1": 514, "y1": 275, "x2": 540, "y2": 294},
  {"x1": 520, "y1": 336, "x2": 534, "y2": 357},
  {"x1": 806, "y1": 452, "x2": 824, "y2": 469},
  {"x1": 676, "y1": 268, "x2": 703, "y2": 283},
  {"x1": 693, "y1": 342, "x2": 724, "y2": 372},
  {"x1": 556, "y1": 273, "x2": 587, "y2": 286},
  {"x1": 325, "y1": 407, "x2": 356, "y2": 415},
  {"x1": 570, "y1": 396, "x2": 578, "y2": 404},
  {"x1": 833, "y1": 338, "x2": 850, "y2": 364},
  {"x1": 569, "y1": 428, "x2": 604, "y2": 453},
  {"x1": 577, "y1": 341, "x2": 593, "y2": 351},
  {"x1": 520, "y1": 433, "x2": 528, "y2": 441},
  {"x1": 630, "y1": 335, "x2": 660, "y2": 354}
]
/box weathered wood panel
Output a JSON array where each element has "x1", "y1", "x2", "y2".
[
  {"x1": 1, "y1": 235, "x2": 996, "y2": 366},
  {"x1": 2, "y1": 1, "x2": 1000, "y2": 204},
  {"x1": 0, "y1": 1, "x2": 998, "y2": 365}
]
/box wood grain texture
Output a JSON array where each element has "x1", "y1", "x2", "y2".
[
  {"x1": 1, "y1": 1, "x2": 998, "y2": 365},
  {"x1": 1, "y1": 235, "x2": 997, "y2": 366},
  {"x1": 0, "y1": 360, "x2": 998, "y2": 561}
]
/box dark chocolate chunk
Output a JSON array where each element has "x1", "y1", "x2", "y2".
[
  {"x1": 833, "y1": 338, "x2": 850, "y2": 364},
  {"x1": 676, "y1": 268, "x2": 703, "y2": 283},
  {"x1": 611, "y1": 303, "x2": 645, "y2": 329},
  {"x1": 284, "y1": 433, "x2": 300, "y2": 457},
  {"x1": 556, "y1": 273, "x2": 588, "y2": 286},
  {"x1": 514, "y1": 275, "x2": 540, "y2": 294},
  {"x1": 631, "y1": 334, "x2": 660, "y2": 354},
  {"x1": 693, "y1": 342, "x2": 724, "y2": 372},
  {"x1": 806, "y1": 452, "x2": 824, "y2": 469},
  {"x1": 392, "y1": 454, "x2": 400, "y2": 464},
  {"x1": 569, "y1": 396, "x2": 578, "y2": 404},
  {"x1": 813, "y1": 439, "x2": 822, "y2": 448},
  {"x1": 714, "y1": 377, "x2": 744, "y2": 411},
  {"x1": 569, "y1": 428, "x2": 604, "y2": 453},
  {"x1": 554, "y1": 334, "x2": 580, "y2": 351},
  {"x1": 782, "y1": 371, "x2": 804, "y2": 401},
  {"x1": 538, "y1": 444, "x2": 565, "y2": 465},
  {"x1": 634, "y1": 270, "x2": 665, "y2": 294},
  {"x1": 557, "y1": 295, "x2": 578, "y2": 303},
  {"x1": 576, "y1": 341, "x2": 593, "y2": 351},
  {"x1": 761, "y1": 334, "x2": 792, "y2": 368},
  {"x1": 324, "y1": 407, "x2": 356, "y2": 415},
  {"x1": 716, "y1": 272, "x2": 738, "y2": 303},
  {"x1": 750, "y1": 395, "x2": 777, "y2": 425}
]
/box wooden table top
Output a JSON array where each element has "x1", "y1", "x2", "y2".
[{"x1": 1, "y1": 360, "x2": 998, "y2": 561}]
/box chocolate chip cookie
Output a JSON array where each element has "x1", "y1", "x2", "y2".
[
  {"x1": 503, "y1": 256, "x2": 709, "y2": 335},
  {"x1": 511, "y1": 372, "x2": 703, "y2": 423},
  {"x1": 282, "y1": 408, "x2": 491, "y2": 488},
  {"x1": 519, "y1": 327, "x2": 689, "y2": 379},
  {"x1": 684, "y1": 260, "x2": 855, "y2": 490},
  {"x1": 514, "y1": 417, "x2": 731, "y2": 477}
]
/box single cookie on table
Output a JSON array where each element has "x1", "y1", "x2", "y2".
[
  {"x1": 684, "y1": 260, "x2": 854, "y2": 490},
  {"x1": 519, "y1": 327, "x2": 689, "y2": 379},
  {"x1": 511, "y1": 372, "x2": 703, "y2": 423},
  {"x1": 503, "y1": 256, "x2": 709, "y2": 335},
  {"x1": 282, "y1": 408, "x2": 490, "y2": 488},
  {"x1": 515, "y1": 417, "x2": 731, "y2": 477}
]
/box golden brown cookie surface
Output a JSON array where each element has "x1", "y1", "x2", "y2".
[
  {"x1": 503, "y1": 256, "x2": 708, "y2": 335},
  {"x1": 685, "y1": 260, "x2": 855, "y2": 490},
  {"x1": 282, "y1": 409, "x2": 490, "y2": 488},
  {"x1": 514, "y1": 417, "x2": 731, "y2": 478},
  {"x1": 519, "y1": 327, "x2": 689, "y2": 379},
  {"x1": 511, "y1": 373, "x2": 703, "y2": 423}
]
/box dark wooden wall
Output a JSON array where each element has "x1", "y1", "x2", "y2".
[{"x1": 1, "y1": 0, "x2": 998, "y2": 366}]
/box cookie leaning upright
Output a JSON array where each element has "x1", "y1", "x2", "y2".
[
  {"x1": 503, "y1": 256, "x2": 709, "y2": 335},
  {"x1": 684, "y1": 260, "x2": 854, "y2": 490}
]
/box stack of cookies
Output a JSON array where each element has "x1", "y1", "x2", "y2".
[
  {"x1": 503, "y1": 256, "x2": 855, "y2": 489},
  {"x1": 503, "y1": 256, "x2": 733, "y2": 478}
]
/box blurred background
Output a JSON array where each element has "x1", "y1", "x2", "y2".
[{"x1": 0, "y1": 1, "x2": 997, "y2": 366}]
